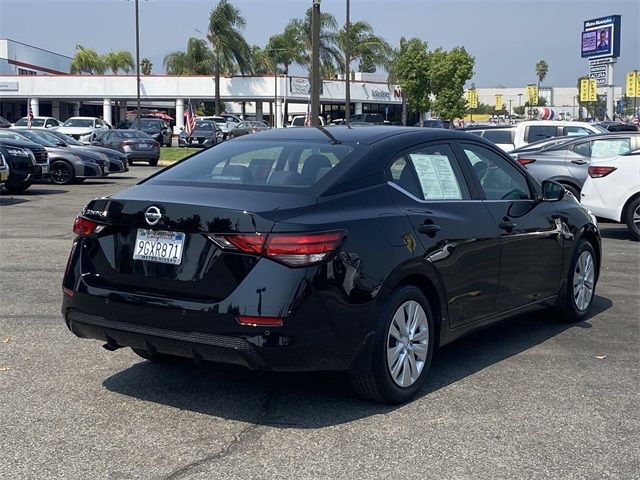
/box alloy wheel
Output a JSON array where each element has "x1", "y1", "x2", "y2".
[
  {"x1": 573, "y1": 250, "x2": 595, "y2": 311},
  {"x1": 634, "y1": 205, "x2": 640, "y2": 231},
  {"x1": 386, "y1": 300, "x2": 430, "y2": 388},
  {"x1": 51, "y1": 161, "x2": 73, "y2": 185}
]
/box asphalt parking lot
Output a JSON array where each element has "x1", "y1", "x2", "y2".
[{"x1": 1, "y1": 169, "x2": 638, "y2": 480}]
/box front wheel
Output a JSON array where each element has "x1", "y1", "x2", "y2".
[
  {"x1": 624, "y1": 197, "x2": 640, "y2": 241},
  {"x1": 350, "y1": 286, "x2": 434, "y2": 404},
  {"x1": 50, "y1": 160, "x2": 75, "y2": 185},
  {"x1": 148, "y1": 158, "x2": 159, "y2": 166},
  {"x1": 557, "y1": 239, "x2": 597, "y2": 323}
]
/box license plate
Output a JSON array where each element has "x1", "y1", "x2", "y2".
[
  {"x1": 133, "y1": 229, "x2": 185, "y2": 265},
  {"x1": 0, "y1": 171, "x2": 7, "y2": 181},
  {"x1": 138, "y1": 143, "x2": 149, "y2": 148},
  {"x1": 41, "y1": 165, "x2": 49, "y2": 174}
]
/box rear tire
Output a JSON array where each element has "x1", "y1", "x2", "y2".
[
  {"x1": 556, "y1": 238, "x2": 597, "y2": 323},
  {"x1": 350, "y1": 285, "x2": 434, "y2": 404},
  {"x1": 50, "y1": 160, "x2": 75, "y2": 185},
  {"x1": 131, "y1": 347, "x2": 180, "y2": 363},
  {"x1": 148, "y1": 158, "x2": 159, "y2": 166},
  {"x1": 624, "y1": 197, "x2": 640, "y2": 241}
]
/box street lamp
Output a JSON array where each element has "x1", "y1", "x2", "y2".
[
  {"x1": 127, "y1": 0, "x2": 147, "y2": 125},
  {"x1": 518, "y1": 93, "x2": 523, "y2": 107},
  {"x1": 310, "y1": 0, "x2": 321, "y2": 126}
]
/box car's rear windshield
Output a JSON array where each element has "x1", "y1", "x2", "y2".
[
  {"x1": 135, "y1": 119, "x2": 163, "y2": 129},
  {"x1": 15, "y1": 118, "x2": 45, "y2": 127},
  {"x1": 63, "y1": 119, "x2": 93, "y2": 127},
  {"x1": 117, "y1": 130, "x2": 151, "y2": 139},
  {"x1": 195, "y1": 121, "x2": 215, "y2": 131},
  {"x1": 150, "y1": 140, "x2": 357, "y2": 188}
]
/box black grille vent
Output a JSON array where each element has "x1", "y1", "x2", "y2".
[{"x1": 29, "y1": 147, "x2": 48, "y2": 164}]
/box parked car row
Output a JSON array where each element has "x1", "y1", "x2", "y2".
[
  {"x1": 506, "y1": 132, "x2": 640, "y2": 239},
  {"x1": 0, "y1": 127, "x2": 129, "y2": 192}
]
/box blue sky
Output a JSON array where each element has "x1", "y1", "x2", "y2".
[{"x1": 0, "y1": 0, "x2": 638, "y2": 86}]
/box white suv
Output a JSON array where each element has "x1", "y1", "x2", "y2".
[{"x1": 57, "y1": 117, "x2": 111, "y2": 144}]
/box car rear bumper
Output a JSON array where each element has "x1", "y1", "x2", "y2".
[{"x1": 123, "y1": 151, "x2": 160, "y2": 160}]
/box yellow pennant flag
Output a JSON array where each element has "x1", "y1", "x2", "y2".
[{"x1": 495, "y1": 94, "x2": 503, "y2": 111}]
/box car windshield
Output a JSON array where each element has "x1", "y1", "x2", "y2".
[
  {"x1": 134, "y1": 119, "x2": 163, "y2": 129},
  {"x1": 49, "y1": 131, "x2": 84, "y2": 145},
  {"x1": 63, "y1": 118, "x2": 94, "y2": 128},
  {"x1": 149, "y1": 140, "x2": 357, "y2": 189},
  {"x1": 0, "y1": 130, "x2": 33, "y2": 141},
  {"x1": 118, "y1": 130, "x2": 152, "y2": 139},
  {"x1": 13, "y1": 129, "x2": 57, "y2": 147},
  {"x1": 15, "y1": 118, "x2": 46, "y2": 127},
  {"x1": 20, "y1": 129, "x2": 63, "y2": 146},
  {"x1": 195, "y1": 121, "x2": 215, "y2": 131}
]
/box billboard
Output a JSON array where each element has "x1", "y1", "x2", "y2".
[{"x1": 581, "y1": 15, "x2": 621, "y2": 59}]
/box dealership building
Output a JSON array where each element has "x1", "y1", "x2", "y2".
[{"x1": 0, "y1": 37, "x2": 622, "y2": 129}]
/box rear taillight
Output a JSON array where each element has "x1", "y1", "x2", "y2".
[
  {"x1": 72, "y1": 216, "x2": 99, "y2": 236},
  {"x1": 251, "y1": 128, "x2": 258, "y2": 132},
  {"x1": 588, "y1": 166, "x2": 617, "y2": 178},
  {"x1": 122, "y1": 140, "x2": 134, "y2": 146},
  {"x1": 517, "y1": 158, "x2": 536, "y2": 166},
  {"x1": 237, "y1": 315, "x2": 283, "y2": 327},
  {"x1": 210, "y1": 231, "x2": 345, "y2": 267}
]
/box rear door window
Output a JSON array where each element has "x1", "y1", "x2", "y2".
[
  {"x1": 525, "y1": 126, "x2": 558, "y2": 143},
  {"x1": 388, "y1": 144, "x2": 469, "y2": 200},
  {"x1": 563, "y1": 126, "x2": 592, "y2": 137}
]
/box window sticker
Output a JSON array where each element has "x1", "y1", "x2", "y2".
[{"x1": 409, "y1": 154, "x2": 462, "y2": 199}]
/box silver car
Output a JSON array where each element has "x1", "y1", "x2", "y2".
[{"x1": 515, "y1": 133, "x2": 640, "y2": 197}]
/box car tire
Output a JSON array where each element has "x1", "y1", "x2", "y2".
[
  {"x1": 624, "y1": 197, "x2": 640, "y2": 241},
  {"x1": 50, "y1": 160, "x2": 75, "y2": 185},
  {"x1": 131, "y1": 347, "x2": 180, "y2": 364},
  {"x1": 350, "y1": 285, "x2": 435, "y2": 404},
  {"x1": 557, "y1": 238, "x2": 597, "y2": 323},
  {"x1": 3, "y1": 182, "x2": 32, "y2": 194},
  {"x1": 128, "y1": 159, "x2": 134, "y2": 166},
  {"x1": 148, "y1": 158, "x2": 159, "y2": 167},
  {"x1": 228, "y1": 133, "x2": 234, "y2": 139},
  {"x1": 561, "y1": 183, "x2": 580, "y2": 199}
]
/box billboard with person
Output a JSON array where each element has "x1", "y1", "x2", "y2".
[{"x1": 581, "y1": 15, "x2": 621, "y2": 59}]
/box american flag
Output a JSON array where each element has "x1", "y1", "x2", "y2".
[
  {"x1": 27, "y1": 100, "x2": 34, "y2": 129},
  {"x1": 185, "y1": 101, "x2": 196, "y2": 136}
]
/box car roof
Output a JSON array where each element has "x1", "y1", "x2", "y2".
[
  {"x1": 65, "y1": 116, "x2": 97, "y2": 120},
  {"x1": 245, "y1": 125, "x2": 477, "y2": 145}
]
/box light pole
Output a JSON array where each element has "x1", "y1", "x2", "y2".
[
  {"x1": 344, "y1": 0, "x2": 350, "y2": 126},
  {"x1": 135, "y1": 0, "x2": 141, "y2": 125},
  {"x1": 310, "y1": 0, "x2": 321, "y2": 126},
  {"x1": 518, "y1": 93, "x2": 522, "y2": 109}
]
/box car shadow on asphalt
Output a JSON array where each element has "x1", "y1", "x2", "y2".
[
  {"x1": 1, "y1": 188, "x2": 68, "y2": 198},
  {"x1": 598, "y1": 226, "x2": 635, "y2": 242},
  {"x1": 102, "y1": 294, "x2": 612, "y2": 428}
]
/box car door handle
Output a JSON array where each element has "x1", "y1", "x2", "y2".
[
  {"x1": 571, "y1": 159, "x2": 587, "y2": 165},
  {"x1": 498, "y1": 220, "x2": 516, "y2": 232},
  {"x1": 416, "y1": 223, "x2": 442, "y2": 236}
]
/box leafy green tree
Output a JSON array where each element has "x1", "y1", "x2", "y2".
[
  {"x1": 429, "y1": 46, "x2": 475, "y2": 123},
  {"x1": 286, "y1": 8, "x2": 340, "y2": 77},
  {"x1": 70, "y1": 45, "x2": 105, "y2": 74},
  {"x1": 535, "y1": 60, "x2": 549, "y2": 106},
  {"x1": 163, "y1": 37, "x2": 214, "y2": 75},
  {"x1": 265, "y1": 25, "x2": 301, "y2": 76},
  {"x1": 387, "y1": 37, "x2": 431, "y2": 125},
  {"x1": 140, "y1": 58, "x2": 153, "y2": 75},
  {"x1": 513, "y1": 105, "x2": 526, "y2": 115},
  {"x1": 249, "y1": 45, "x2": 275, "y2": 75},
  {"x1": 207, "y1": 0, "x2": 252, "y2": 114},
  {"x1": 102, "y1": 51, "x2": 135, "y2": 75},
  {"x1": 335, "y1": 20, "x2": 391, "y2": 75}
]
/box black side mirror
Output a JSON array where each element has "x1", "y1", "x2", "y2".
[
  {"x1": 541, "y1": 180, "x2": 566, "y2": 202},
  {"x1": 56, "y1": 141, "x2": 68, "y2": 147}
]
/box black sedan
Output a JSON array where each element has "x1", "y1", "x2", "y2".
[
  {"x1": 178, "y1": 120, "x2": 223, "y2": 148},
  {"x1": 0, "y1": 142, "x2": 38, "y2": 193},
  {"x1": 128, "y1": 118, "x2": 172, "y2": 147},
  {"x1": 62, "y1": 127, "x2": 601, "y2": 404},
  {"x1": 92, "y1": 129, "x2": 160, "y2": 166},
  {"x1": 0, "y1": 131, "x2": 49, "y2": 189},
  {"x1": 42, "y1": 129, "x2": 128, "y2": 175},
  {"x1": 10, "y1": 129, "x2": 108, "y2": 185}
]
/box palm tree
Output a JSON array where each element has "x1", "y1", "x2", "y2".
[
  {"x1": 249, "y1": 45, "x2": 274, "y2": 76},
  {"x1": 286, "y1": 8, "x2": 340, "y2": 77},
  {"x1": 207, "y1": 0, "x2": 251, "y2": 114},
  {"x1": 163, "y1": 37, "x2": 214, "y2": 75},
  {"x1": 102, "y1": 51, "x2": 135, "y2": 75},
  {"x1": 265, "y1": 25, "x2": 301, "y2": 76},
  {"x1": 535, "y1": 60, "x2": 549, "y2": 106},
  {"x1": 335, "y1": 21, "x2": 391, "y2": 75},
  {"x1": 140, "y1": 58, "x2": 153, "y2": 75},
  {"x1": 70, "y1": 45, "x2": 105, "y2": 74}
]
